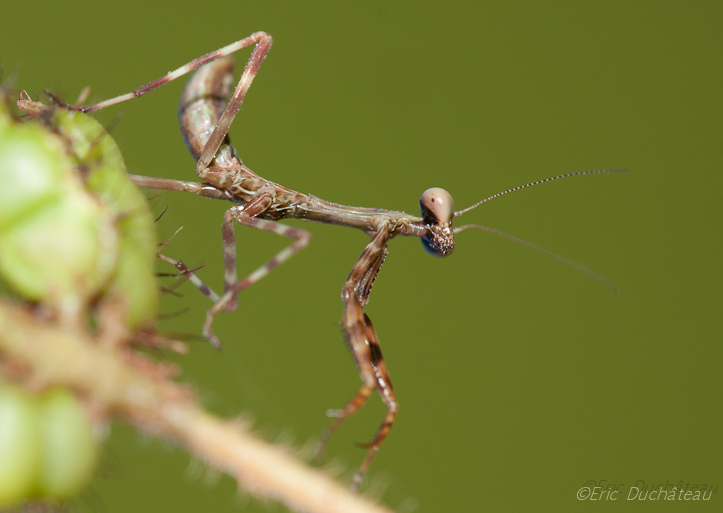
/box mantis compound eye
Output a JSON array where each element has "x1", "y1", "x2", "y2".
[
  {"x1": 420, "y1": 188, "x2": 455, "y2": 257},
  {"x1": 420, "y1": 187, "x2": 454, "y2": 226}
]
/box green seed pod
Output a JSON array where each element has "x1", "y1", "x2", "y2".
[
  {"x1": 0, "y1": 387, "x2": 41, "y2": 507},
  {"x1": 0, "y1": 97, "x2": 118, "y2": 315},
  {"x1": 36, "y1": 389, "x2": 98, "y2": 500},
  {"x1": 0, "y1": 386, "x2": 99, "y2": 505},
  {"x1": 0, "y1": 183, "x2": 117, "y2": 313},
  {"x1": 0, "y1": 117, "x2": 65, "y2": 232},
  {"x1": 52, "y1": 109, "x2": 159, "y2": 328}
]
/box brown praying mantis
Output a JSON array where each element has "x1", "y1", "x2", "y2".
[{"x1": 46, "y1": 32, "x2": 625, "y2": 491}]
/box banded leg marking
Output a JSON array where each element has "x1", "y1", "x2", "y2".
[
  {"x1": 196, "y1": 34, "x2": 273, "y2": 175},
  {"x1": 52, "y1": 32, "x2": 273, "y2": 115},
  {"x1": 321, "y1": 226, "x2": 398, "y2": 490},
  {"x1": 202, "y1": 202, "x2": 311, "y2": 349},
  {"x1": 315, "y1": 382, "x2": 373, "y2": 462},
  {"x1": 157, "y1": 253, "x2": 221, "y2": 303},
  {"x1": 351, "y1": 313, "x2": 397, "y2": 492}
]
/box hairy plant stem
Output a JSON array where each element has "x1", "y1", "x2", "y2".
[{"x1": 0, "y1": 298, "x2": 392, "y2": 513}]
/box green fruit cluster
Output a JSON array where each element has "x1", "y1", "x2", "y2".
[
  {"x1": 0, "y1": 91, "x2": 159, "y2": 327},
  {"x1": 0, "y1": 387, "x2": 98, "y2": 506}
]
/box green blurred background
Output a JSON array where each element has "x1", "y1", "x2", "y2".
[{"x1": 2, "y1": 1, "x2": 721, "y2": 511}]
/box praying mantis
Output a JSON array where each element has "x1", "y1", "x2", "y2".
[{"x1": 47, "y1": 32, "x2": 624, "y2": 490}]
